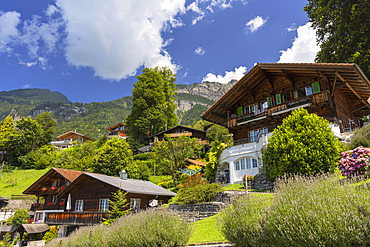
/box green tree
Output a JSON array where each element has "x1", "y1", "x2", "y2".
[
  {"x1": 262, "y1": 108, "x2": 342, "y2": 182},
  {"x1": 153, "y1": 134, "x2": 202, "y2": 187},
  {"x1": 102, "y1": 189, "x2": 130, "y2": 225},
  {"x1": 304, "y1": 0, "x2": 370, "y2": 77},
  {"x1": 6, "y1": 208, "x2": 29, "y2": 227},
  {"x1": 93, "y1": 138, "x2": 133, "y2": 176},
  {"x1": 1, "y1": 232, "x2": 12, "y2": 247},
  {"x1": 0, "y1": 116, "x2": 15, "y2": 161},
  {"x1": 35, "y1": 112, "x2": 57, "y2": 146},
  {"x1": 126, "y1": 67, "x2": 177, "y2": 147},
  {"x1": 204, "y1": 141, "x2": 227, "y2": 180},
  {"x1": 206, "y1": 124, "x2": 233, "y2": 146}
]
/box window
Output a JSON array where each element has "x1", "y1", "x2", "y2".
[
  {"x1": 75, "y1": 200, "x2": 83, "y2": 211},
  {"x1": 119, "y1": 126, "x2": 125, "y2": 131},
  {"x1": 52, "y1": 195, "x2": 57, "y2": 203},
  {"x1": 245, "y1": 103, "x2": 258, "y2": 114},
  {"x1": 246, "y1": 158, "x2": 251, "y2": 169},
  {"x1": 249, "y1": 128, "x2": 268, "y2": 143},
  {"x1": 261, "y1": 101, "x2": 268, "y2": 109},
  {"x1": 240, "y1": 159, "x2": 245, "y2": 170},
  {"x1": 99, "y1": 199, "x2": 109, "y2": 212},
  {"x1": 66, "y1": 181, "x2": 70, "y2": 186},
  {"x1": 52, "y1": 180, "x2": 57, "y2": 187},
  {"x1": 305, "y1": 86, "x2": 313, "y2": 96},
  {"x1": 252, "y1": 159, "x2": 258, "y2": 168},
  {"x1": 112, "y1": 127, "x2": 118, "y2": 131},
  {"x1": 130, "y1": 198, "x2": 141, "y2": 210},
  {"x1": 293, "y1": 88, "x2": 306, "y2": 98},
  {"x1": 235, "y1": 160, "x2": 240, "y2": 170},
  {"x1": 282, "y1": 93, "x2": 291, "y2": 103}
]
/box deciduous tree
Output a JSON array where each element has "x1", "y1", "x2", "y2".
[{"x1": 0, "y1": 116, "x2": 15, "y2": 161}]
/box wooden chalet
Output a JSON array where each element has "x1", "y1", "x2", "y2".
[
  {"x1": 201, "y1": 63, "x2": 370, "y2": 184},
  {"x1": 50, "y1": 131, "x2": 94, "y2": 150},
  {"x1": 23, "y1": 169, "x2": 176, "y2": 238},
  {"x1": 150, "y1": 125, "x2": 208, "y2": 146},
  {"x1": 106, "y1": 122, "x2": 128, "y2": 140}
]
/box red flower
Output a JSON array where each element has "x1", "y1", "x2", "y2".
[
  {"x1": 32, "y1": 203, "x2": 39, "y2": 207},
  {"x1": 59, "y1": 201, "x2": 65, "y2": 206},
  {"x1": 47, "y1": 202, "x2": 56, "y2": 206},
  {"x1": 42, "y1": 187, "x2": 47, "y2": 192},
  {"x1": 61, "y1": 185, "x2": 66, "y2": 190},
  {"x1": 51, "y1": 186, "x2": 58, "y2": 191}
]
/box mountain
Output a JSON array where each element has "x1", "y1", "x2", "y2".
[{"x1": 0, "y1": 88, "x2": 71, "y2": 104}]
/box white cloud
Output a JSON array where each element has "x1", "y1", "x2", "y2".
[
  {"x1": 56, "y1": 0, "x2": 185, "y2": 80},
  {"x1": 278, "y1": 22, "x2": 320, "y2": 63},
  {"x1": 45, "y1": 5, "x2": 59, "y2": 16},
  {"x1": 23, "y1": 84, "x2": 32, "y2": 88},
  {"x1": 202, "y1": 66, "x2": 247, "y2": 84},
  {"x1": 0, "y1": 11, "x2": 21, "y2": 52},
  {"x1": 286, "y1": 23, "x2": 297, "y2": 32},
  {"x1": 194, "y1": 46, "x2": 205, "y2": 55},
  {"x1": 245, "y1": 16, "x2": 268, "y2": 33}
]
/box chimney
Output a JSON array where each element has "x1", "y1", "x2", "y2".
[{"x1": 120, "y1": 170, "x2": 127, "y2": 180}]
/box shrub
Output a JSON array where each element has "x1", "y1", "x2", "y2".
[
  {"x1": 171, "y1": 182, "x2": 221, "y2": 205},
  {"x1": 158, "y1": 180, "x2": 174, "y2": 189},
  {"x1": 263, "y1": 108, "x2": 342, "y2": 182},
  {"x1": 44, "y1": 226, "x2": 58, "y2": 244},
  {"x1": 6, "y1": 208, "x2": 29, "y2": 227},
  {"x1": 47, "y1": 210, "x2": 192, "y2": 247},
  {"x1": 338, "y1": 146, "x2": 370, "y2": 178},
  {"x1": 204, "y1": 141, "x2": 227, "y2": 180},
  {"x1": 349, "y1": 124, "x2": 370, "y2": 149}
]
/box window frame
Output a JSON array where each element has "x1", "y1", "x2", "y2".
[
  {"x1": 246, "y1": 158, "x2": 251, "y2": 169},
  {"x1": 75, "y1": 200, "x2": 84, "y2": 212},
  {"x1": 99, "y1": 198, "x2": 109, "y2": 212},
  {"x1": 130, "y1": 198, "x2": 141, "y2": 210},
  {"x1": 252, "y1": 159, "x2": 258, "y2": 168},
  {"x1": 244, "y1": 103, "x2": 258, "y2": 114}
]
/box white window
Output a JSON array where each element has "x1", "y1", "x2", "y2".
[
  {"x1": 246, "y1": 158, "x2": 251, "y2": 169},
  {"x1": 252, "y1": 159, "x2": 258, "y2": 168},
  {"x1": 305, "y1": 86, "x2": 313, "y2": 96},
  {"x1": 75, "y1": 200, "x2": 83, "y2": 211},
  {"x1": 240, "y1": 159, "x2": 245, "y2": 170},
  {"x1": 261, "y1": 101, "x2": 268, "y2": 109},
  {"x1": 245, "y1": 103, "x2": 258, "y2": 114},
  {"x1": 130, "y1": 198, "x2": 141, "y2": 210},
  {"x1": 235, "y1": 160, "x2": 240, "y2": 170},
  {"x1": 99, "y1": 199, "x2": 109, "y2": 212}
]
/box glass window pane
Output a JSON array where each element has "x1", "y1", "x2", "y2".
[
  {"x1": 241, "y1": 159, "x2": 245, "y2": 170},
  {"x1": 235, "y1": 161, "x2": 240, "y2": 170},
  {"x1": 246, "y1": 158, "x2": 251, "y2": 169},
  {"x1": 249, "y1": 131, "x2": 254, "y2": 142},
  {"x1": 254, "y1": 130, "x2": 259, "y2": 141},
  {"x1": 252, "y1": 159, "x2": 258, "y2": 168},
  {"x1": 306, "y1": 86, "x2": 312, "y2": 96}
]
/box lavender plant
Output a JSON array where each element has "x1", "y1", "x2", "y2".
[{"x1": 338, "y1": 146, "x2": 370, "y2": 178}]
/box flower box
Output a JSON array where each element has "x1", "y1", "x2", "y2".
[
  {"x1": 42, "y1": 187, "x2": 47, "y2": 192},
  {"x1": 51, "y1": 186, "x2": 58, "y2": 191},
  {"x1": 59, "y1": 201, "x2": 65, "y2": 206},
  {"x1": 32, "y1": 203, "x2": 40, "y2": 207},
  {"x1": 61, "y1": 185, "x2": 66, "y2": 190},
  {"x1": 47, "y1": 202, "x2": 56, "y2": 206}
]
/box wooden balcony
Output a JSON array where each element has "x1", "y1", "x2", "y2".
[
  {"x1": 167, "y1": 132, "x2": 192, "y2": 138},
  {"x1": 44, "y1": 212, "x2": 109, "y2": 226}
]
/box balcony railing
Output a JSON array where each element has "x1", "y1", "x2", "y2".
[
  {"x1": 45, "y1": 212, "x2": 109, "y2": 226},
  {"x1": 228, "y1": 91, "x2": 330, "y2": 128},
  {"x1": 167, "y1": 132, "x2": 192, "y2": 138}
]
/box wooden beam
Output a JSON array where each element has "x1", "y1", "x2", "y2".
[
  {"x1": 281, "y1": 69, "x2": 295, "y2": 87},
  {"x1": 260, "y1": 70, "x2": 274, "y2": 89},
  {"x1": 331, "y1": 74, "x2": 337, "y2": 96}
]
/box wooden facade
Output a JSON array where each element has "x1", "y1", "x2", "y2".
[
  {"x1": 106, "y1": 122, "x2": 128, "y2": 139},
  {"x1": 202, "y1": 63, "x2": 370, "y2": 145},
  {"x1": 150, "y1": 125, "x2": 207, "y2": 145}
]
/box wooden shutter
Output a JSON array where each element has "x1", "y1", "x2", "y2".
[
  {"x1": 312, "y1": 81, "x2": 321, "y2": 94},
  {"x1": 237, "y1": 106, "x2": 243, "y2": 116},
  {"x1": 267, "y1": 97, "x2": 273, "y2": 107},
  {"x1": 293, "y1": 90, "x2": 298, "y2": 98},
  {"x1": 275, "y1": 94, "x2": 281, "y2": 105}
]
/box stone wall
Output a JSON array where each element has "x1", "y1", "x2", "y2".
[
  {"x1": 253, "y1": 172, "x2": 274, "y2": 191},
  {"x1": 214, "y1": 190, "x2": 248, "y2": 204},
  {"x1": 169, "y1": 202, "x2": 223, "y2": 222}
]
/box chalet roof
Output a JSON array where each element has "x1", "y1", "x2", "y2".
[
  {"x1": 106, "y1": 122, "x2": 124, "y2": 131},
  {"x1": 0, "y1": 196, "x2": 8, "y2": 201},
  {"x1": 58, "y1": 173, "x2": 176, "y2": 197},
  {"x1": 0, "y1": 224, "x2": 17, "y2": 233},
  {"x1": 15, "y1": 224, "x2": 50, "y2": 234},
  {"x1": 202, "y1": 63, "x2": 370, "y2": 125},
  {"x1": 57, "y1": 131, "x2": 95, "y2": 142},
  {"x1": 23, "y1": 168, "x2": 84, "y2": 195},
  {"x1": 187, "y1": 159, "x2": 206, "y2": 167},
  {"x1": 150, "y1": 125, "x2": 206, "y2": 138}
]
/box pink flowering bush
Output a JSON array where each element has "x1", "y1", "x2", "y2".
[{"x1": 338, "y1": 146, "x2": 370, "y2": 178}]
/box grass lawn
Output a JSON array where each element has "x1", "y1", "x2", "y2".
[
  {"x1": 188, "y1": 214, "x2": 227, "y2": 244},
  {"x1": 0, "y1": 168, "x2": 49, "y2": 198},
  {"x1": 148, "y1": 175, "x2": 172, "y2": 185}
]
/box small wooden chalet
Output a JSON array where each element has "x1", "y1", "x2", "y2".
[
  {"x1": 201, "y1": 63, "x2": 370, "y2": 184},
  {"x1": 150, "y1": 125, "x2": 208, "y2": 146},
  {"x1": 106, "y1": 122, "x2": 128, "y2": 140},
  {"x1": 23, "y1": 168, "x2": 84, "y2": 222},
  {"x1": 50, "y1": 131, "x2": 94, "y2": 149},
  {"x1": 23, "y1": 168, "x2": 176, "y2": 238}
]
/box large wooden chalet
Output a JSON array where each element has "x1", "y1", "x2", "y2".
[
  {"x1": 23, "y1": 168, "x2": 176, "y2": 238},
  {"x1": 106, "y1": 122, "x2": 128, "y2": 140},
  {"x1": 202, "y1": 63, "x2": 370, "y2": 184},
  {"x1": 50, "y1": 131, "x2": 94, "y2": 150}
]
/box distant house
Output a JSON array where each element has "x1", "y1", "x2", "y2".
[
  {"x1": 50, "y1": 131, "x2": 94, "y2": 149},
  {"x1": 106, "y1": 122, "x2": 128, "y2": 140},
  {"x1": 150, "y1": 125, "x2": 208, "y2": 145},
  {"x1": 23, "y1": 168, "x2": 176, "y2": 238}
]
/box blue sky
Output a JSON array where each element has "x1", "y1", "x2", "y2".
[{"x1": 0, "y1": 0, "x2": 320, "y2": 103}]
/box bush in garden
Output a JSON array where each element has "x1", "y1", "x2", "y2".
[
  {"x1": 262, "y1": 108, "x2": 342, "y2": 182},
  {"x1": 47, "y1": 210, "x2": 192, "y2": 247},
  {"x1": 338, "y1": 146, "x2": 370, "y2": 178},
  {"x1": 349, "y1": 124, "x2": 370, "y2": 149},
  {"x1": 44, "y1": 226, "x2": 59, "y2": 244},
  {"x1": 170, "y1": 182, "x2": 221, "y2": 205},
  {"x1": 218, "y1": 173, "x2": 370, "y2": 247},
  {"x1": 242, "y1": 174, "x2": 254, "y2": 182}
]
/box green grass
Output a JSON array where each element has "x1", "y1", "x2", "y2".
[
  {"x1": 188, "y1": 214, "x2": 227, "y2": 244},
  {"x1": 148, "y1": 175, "x2": 172, "y2": 185},
  {"x1": 221, "y1": 183, "x2": 267, "y2": 192},
  {"x1": 0, "y1": 168, "x2": 49, "y2": 198}
]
